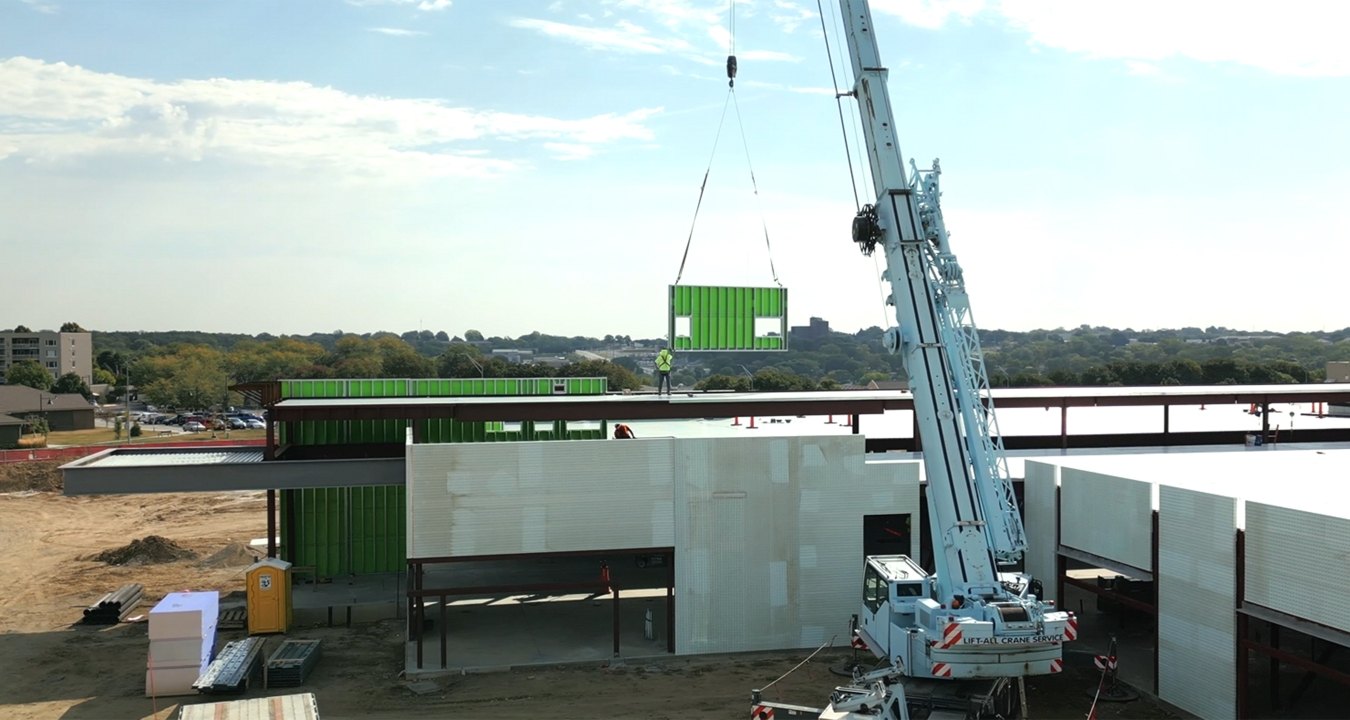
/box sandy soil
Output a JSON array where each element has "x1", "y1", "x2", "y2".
[{"x1": 0, "y1": 462, "x2": 1181, "y2": 720}]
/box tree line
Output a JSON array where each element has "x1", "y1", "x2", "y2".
[{"x1": 7, "y1": 323, "x2": 1345, "y2": 411}]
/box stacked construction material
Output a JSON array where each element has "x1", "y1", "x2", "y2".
[
  {"x1": 193, "y1": 636, "x2": 267, "y2": 694},
  {"x1": 146, "y1": 591, "x2": 218, "y2": 697},
  {"x1": 176, "y1": 692, "x2": 320, "y2": 720},
  {"x1": 265, "y1": 639, "x2": 322, "y2": 688},
  {"x1": 81, "y1": 583, "x2": 144, "y2": 625}
]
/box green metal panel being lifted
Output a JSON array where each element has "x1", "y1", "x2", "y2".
[
  {"x1": 278, "y1": 376, "x2": 610, "y2": 577},
  {"x1": 669, "y1": 284, "x2": 788, "y2": 351}
]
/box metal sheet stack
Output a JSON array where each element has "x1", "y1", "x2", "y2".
[
  {"x1": 265, "y1": 639, "x2": 322, "y2": 688},
  {"x1": 81, "y1": 583, "x2": 144, "y2": 625},
  {"x1": 176, "y1": 691, "x2": 320, "y2": 720},
  {"x1": 193, "y1": 636, "x2": 267, "y2": 694},
  {"x1": 145, "y1": 591, "x2": 218, "y2": 697}
]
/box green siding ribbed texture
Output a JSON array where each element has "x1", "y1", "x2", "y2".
[
  {"x1": 280, "y1": 485, "x2": 406, "y2": 577},
  {"x1": 280, "y1": 376, "x2": 607, "y2": 399},
  {"x1": 668, "y1": 284, "x2": 789, "y2": 351}
]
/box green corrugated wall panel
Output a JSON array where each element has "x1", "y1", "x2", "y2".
[
  {"x1": 669, "y1": 285, "x2": 786, "y2": 351},
  {"x1": 747, "y1": 287, "x2": 756, "y2": 345}
]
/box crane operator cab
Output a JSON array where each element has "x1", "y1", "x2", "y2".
[{"x1": 854, "y1": 555, "x2": 1073, "y2": 681}]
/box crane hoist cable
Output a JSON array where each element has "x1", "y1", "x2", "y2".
[
  {"x1": 816, "y1": 0, "x2": 888, "y2": 327},
  {"x1": 673, "y1": 0, "x2": 782, "y2": 288}
]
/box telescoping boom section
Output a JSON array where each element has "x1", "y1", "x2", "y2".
[{"x1": 838, "y1": 0, "x2": 1073, "y2": 680}]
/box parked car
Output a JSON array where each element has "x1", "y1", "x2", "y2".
[
  {"x1": 227, "y1": 417, "x2": 247, "y2": 429},
  {"x1": 245, "y1": 419, "x2": 265, "y2": 429},
  {"x1": 183, "y1": 421, "x2": 206, "y2": 432}
]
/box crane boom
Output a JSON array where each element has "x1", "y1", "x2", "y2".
[{"x1": 838, "y1": 0, "x2": 1074, "y2": 682}]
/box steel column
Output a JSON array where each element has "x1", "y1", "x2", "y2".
[
  {"x1": 612, "y1": 588, "x2": 621, "y2": 657},
  {"x1": 1152, "y1": 509, "x2": 1159, "y2": 694},
  {"x1": 439, "y1": 594, "x2": 447, "y2": 670},
  {"x1": 1060, "y1": 403, "x2": 1069, "y2": 450},
  {"x1": 1270, "y1": 625, "x2": 1280, "y2": 712},
  {"x1": 267, "y1": 489, "x2": 276, "y2": 557},
  {"x1": 1237, "y1": 530, "x2": 1248, "y2": 719},
  {"x1": 667, "y1": 556, "x2": 675, "y2": 653},
  {"x1": 1162, "y1": 405, "x2": 1170, "y2": 436}
]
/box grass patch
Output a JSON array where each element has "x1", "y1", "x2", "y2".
[{"x1": 45, "y1": 427, "x2": 267, "y2": 447}]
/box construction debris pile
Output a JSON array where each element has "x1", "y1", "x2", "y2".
[
  {"x1": 200, "y1": 542, "x2": 263, "y2": 568},
  {"x1": 0, "y1": 461, "x2": 62, "y2": 492},
  {"x1": 93, "y1": 535, "x2": 198, "y2": 566}
]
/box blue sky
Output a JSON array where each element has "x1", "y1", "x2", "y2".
[{"x1": 2, "y1": 0, "x2": 1347, "y2": 339}]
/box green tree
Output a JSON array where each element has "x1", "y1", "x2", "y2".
[
  {"x1": 226, "y1": 337, "x2": 328, "y2": 382},
  {"x1": 436, "y1": 344, "x2": 489, "y2": 378},
  {"x1": 60, "y1": 322, "x2": 86, "y2": 332},
  {"x1": 374, "y1": 336, "x2": 435, "y2": 377},
  {"x1": 11, "y1": 325, "x2": 31, "y2": 333},
  {"x1": 138, "y1": 345, "x2": 230, "y2": 410},
  {"x1": 92, "y1": 367, "x2": 117, "y2": 386},
  {"x1": 464, "y1": 329, "x2": 485, "y2": 342},
  {"x1": 51, "y1": 372, "x2": 92, "y2": 400},
  {"x1": 555, "y1": 359, "x2": 642, "y2": 391},
  {"x1": 6, "y1": 360, "x2": 52, "y2": 390}
]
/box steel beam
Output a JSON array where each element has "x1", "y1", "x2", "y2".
[{"x1": 62, "y1": 456, "x2": 405, "y2": 495}]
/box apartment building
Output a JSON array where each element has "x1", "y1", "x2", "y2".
[{"x1": 0, "y1": 330, "x2": 93, "y2": 384}]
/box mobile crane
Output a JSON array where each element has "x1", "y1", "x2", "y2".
[{"x1": 753, "y1": 1, "x2": 1073, "y2": 717}]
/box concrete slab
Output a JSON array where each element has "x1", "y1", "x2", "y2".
[{"x1": 407, "y1": 591, "x2": 672, "y2": 675}]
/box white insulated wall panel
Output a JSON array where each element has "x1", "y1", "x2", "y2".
[
  {"x1": 407, "y1": 439, "x2": 674, "y2": 558},
  {"x1": 1023, "y1": 461, "x2": 1059, "y2": 604},
  {"x1": 674, "y1": 435, "x2": 919, "y2": 655},
  {"x1": 1246, "y1": 503, "x2": 1350, "y2": 633},
  {"x1": 1060, "y1": 468, "x2": 1152, "y2": 570},
  {"x1": 1158, "y1": 487, "x2": 1236, "y2": 720}
]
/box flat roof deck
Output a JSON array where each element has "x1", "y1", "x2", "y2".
[
  {"x1": 271, "y1": 383, "x2": 1350, "y2": 422},
  {"x1": 60, "y1": 446, "x2": 402, "y2": 495},
  {"x1": 1031, "y1": 448, "x2": 1350, "y2": 521}
]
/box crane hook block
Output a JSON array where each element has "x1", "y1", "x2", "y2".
[{"x1": 726, "y1": 55, "x2": 737, "y2": 87}]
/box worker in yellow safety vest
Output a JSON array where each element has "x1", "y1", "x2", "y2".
[{"x1": 655, "y1": 346, "x2": 674, "y2": 396}]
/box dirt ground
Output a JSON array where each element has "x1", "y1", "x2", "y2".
[{"x1": 0, "y1": 462, "x2": 1183, "y2": 720}]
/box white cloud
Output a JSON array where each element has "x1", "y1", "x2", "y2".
[
  {"x1": 542, "y1": 142, "x2": 595, "y2": 160},
  {"x1": 0, "y1": 57, "x2": 660, "y2": 180},
  {"x1": 738, "y1": 49, "x2": 800, "y2": 63},
  {"x1": 869, "y1": 0, "x2": 985, "y2": 30},
  {"x1": 367, "y1": 27, "x2": 428, "y2": 36},
  {"x1": 18, "y1": 0, "x2": 58, "y2": 13},
  {"x1": 1124, "y1": 60, "x2": 1160, "y2": 77},
  {"x1": 995, "y1": 1, "x2": 1350, "y2": 77},
  {"x1": 346, "y1": 0, "x2": 452, "y2": 10},
  {"x1": 867, "y1": 0, "x2": 1350, "y2": 77},
  {"x1": 769, "y1": 0, "x2": 816, "y2": 34},
  {"x1": 508, "y1": 17, "x2": 697, "y2": 55}
]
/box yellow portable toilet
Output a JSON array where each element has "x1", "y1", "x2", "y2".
[{"x1": 245, "y1": 557, "x2": 292, "y2": 635}]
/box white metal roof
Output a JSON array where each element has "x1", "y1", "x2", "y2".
[
  {"x1": 1030, "y1": 448, "x2": 1350, "y2": 521},
  {"x1": 73, "y1": 448, "x2": 265, "y2": 468}
]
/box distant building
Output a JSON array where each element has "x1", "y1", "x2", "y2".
[
  {"x1": 790, "y1": 317, "x2": 830, "y2": 342},
  {"x1": 490, "y1": 349, "x2": 535, "y2": 364},
  {"x1": 0, "y1": 385, "x2": 95, "y2": 431},
  {"x1": 0, "y1": 329, "x2": 93, "y2": 384}
]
